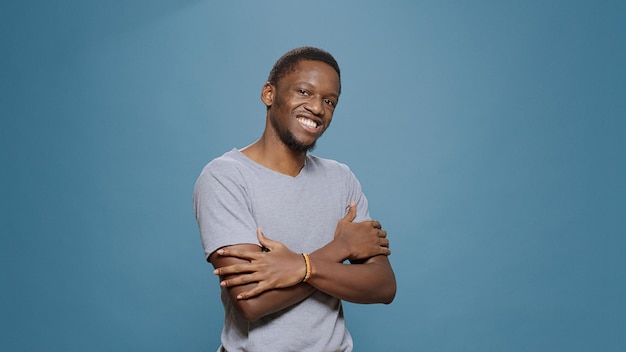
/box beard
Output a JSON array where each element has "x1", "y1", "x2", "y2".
[{"x1": 270, "y1": 114, "x2": 317, "y2": 152}]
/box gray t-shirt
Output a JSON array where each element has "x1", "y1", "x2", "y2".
[{"x1": 193, "y1": 149, "x2": 371, "y2": 352}]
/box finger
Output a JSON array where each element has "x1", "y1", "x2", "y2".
[
  {"x1": 370, "y1": 220, "x2": 382, "y2": 229},
  {"x1": 220, "y1": 273, "x2": 260, "y2": 287},
  {"x1": 216, "y1": 247, "x2": 260, "y2": 261},
  {"x1": 378, "y1": 245, "x2": 391, "y2": 256},
  {"x1": 237, "y1": 284, "x2": 269, "y2": 300},
  {"x1": 257, "y1": 228, "x2": 280, "y2": 251},
  {"x1": 341, "y1": 201, "x2": 357, "y2": 223},
  {"x1": 380, "y1": 238, "x2": 390, "y2": 248},
  {"x1": 377, "y1": 229, "x2": 387, "y2": 238},
  {"x1": 257, "y1": 227, "x2": 270, "y2": 251},
  {"x1": 214, "y1": 262, "x2": 254, "y2": 276}
]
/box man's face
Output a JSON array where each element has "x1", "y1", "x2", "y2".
[{"x1": 265, "y1": 60, "x2": 340, "y2": 152}]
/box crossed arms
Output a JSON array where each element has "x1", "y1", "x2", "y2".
[{"x1": 208, "y1": 202, "x2": 396, "y2": 322}]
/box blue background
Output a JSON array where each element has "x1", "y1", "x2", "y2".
[{"x1": 2, "y1": 1, "x2": 625, "y2": 351}]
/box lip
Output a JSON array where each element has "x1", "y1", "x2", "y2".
[
  {"x1": 296, "y1": 112, "x2": 323, "y2": 126},
  {"x1": 295, "y1": 113, "x2": 323, "y2": 133}
]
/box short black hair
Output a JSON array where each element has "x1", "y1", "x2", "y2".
[{"x1": 267, "y1": 46, "x2": 341, "y2": 94}]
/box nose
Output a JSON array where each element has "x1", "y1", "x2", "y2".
[{"x1": 304, "y1": 96, "x2": 324, "y2": 116}]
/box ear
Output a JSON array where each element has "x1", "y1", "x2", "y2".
[{"x1": 260, "y1": 82, "x2": 274, "y2": 107}]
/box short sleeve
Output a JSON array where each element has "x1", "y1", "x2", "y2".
[
  {"x1": 193, "y1": 159, "x2": 259, "y2": 260},
  {"x1": 341, "y1": 163, "x2": 371, "y2": 223}
]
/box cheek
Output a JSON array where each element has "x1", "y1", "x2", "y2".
[{"x1": 326, "y1": 114, "x2": 334, "y2": 126}]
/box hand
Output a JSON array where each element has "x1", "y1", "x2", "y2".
[
  {"x1": 213, "y1": 228, "x2": 307, "y2": 299},
  {"x1": 333, "y1": 201, "x2": 391, "y2": 261}
]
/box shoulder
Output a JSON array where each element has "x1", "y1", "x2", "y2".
[
  {"x1": 194, "y1": 149, "x2": 254, "y2": 192},
  {"x1": 307, "y1": 154, "x2": 352, "y2": 173},
  {"x1": 307, "y1": 154, "x2": 357, "y2": 179},
  {"x1": 198, "y1": 149, "x2": 253, "y2": 179},
  {"x1": 203, "y1": 149, "x2": 242, "y2": 170}
]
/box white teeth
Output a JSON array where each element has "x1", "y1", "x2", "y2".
[{"x1": 297, "y1": 117, "x2": 317, "y2": 128}]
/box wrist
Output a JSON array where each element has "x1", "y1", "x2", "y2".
[
  {"x1": 301, "y1": 253, "x2": 312, "y2": 282},
  {"x1": 314, "y1": 239, "x2": 350, "y2": 263}
]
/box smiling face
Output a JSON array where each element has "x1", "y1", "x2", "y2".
[{"x1": 262, "y1": 59, "x2": 340, "y2": 152}]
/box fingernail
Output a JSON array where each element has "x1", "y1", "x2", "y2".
[
  {"x1": 220, "y1": 281, "x2": 226, "y2": 287},
  {"x1": 213, "y1": 269, "x2": 219, "y2": 275}
]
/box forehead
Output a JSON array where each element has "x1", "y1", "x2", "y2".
[{"x1": 279, "y1": 60, "x2": 340, "y2": 94}]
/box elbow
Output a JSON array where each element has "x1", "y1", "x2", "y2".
[
  {"x1": 237, "y1": 310, "x2": 261, "y2": 323},
  {"x1": 234, "y1": 301, "x2": 263, "y2": 322},
  {"x1": 380, "y1": 280, "x2": 397, "y2": 304},
  {"x1": 382, "y1": 290, "x2": 396, "y2": 305},
  {"x1": 232, "y1": 298, "x2": 271, "y2": 322},
  {"x1": 359, "y1": 280, "x2": 395, "y2": 305},
  {"x1": 239, "y1": 311, "x2": 262, "y2": 323},
  {"x1": 376, "y1": 271, "x2": 396, "y2": 304},
  {"x1": 362, "y1": 259, "x2": 397, "y2": 304}
]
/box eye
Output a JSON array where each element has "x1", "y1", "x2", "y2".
[
  {"x1": 323, "y1": 98, "x2": 336, "y2": 108},
  {"x1": 298, "y1": 89, "x2": 309, "y2": 96}
]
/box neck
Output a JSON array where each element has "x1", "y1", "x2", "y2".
[{"x1": 241, "y1": 136, "x2": 307, "y2": 177}]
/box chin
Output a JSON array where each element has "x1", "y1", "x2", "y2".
[
  {"x1": 289, "y1": 141, "x2": 316, "y2": 153},
  {"x1": 280, "y1": 130, "x2": 319, "y2": 153}
]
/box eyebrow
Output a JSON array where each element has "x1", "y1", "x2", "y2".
[{"x1": 296, "y1": 82, "x2": 339, "y2": 99}]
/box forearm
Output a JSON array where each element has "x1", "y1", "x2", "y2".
[
  {"x1": 307, "y1": 253, "x2": 396, "y2": 304},
  {"x1": 213, "y1": 225, "x2": 396, "y2": 314},
  {"x1": 211, "y1": 243, "x2": 316, "y2": 322},
  {"x1": 310, "y1": 237, "x2": 351, "y2": 263},
  {"x1": 227, "y1": 282, "x2": 316, "y2": 322},
  {"x1": 302, "y1": 227, "x2": 396, "y2": 304}
]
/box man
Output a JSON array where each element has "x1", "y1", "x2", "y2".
[{"x1": 193, "y1": 46, "x2": 396, "y2": 351}]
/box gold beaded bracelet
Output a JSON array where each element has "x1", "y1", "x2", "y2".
[{"x1": 302, "y1": 253, "x2": 312, "y2": 283}]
